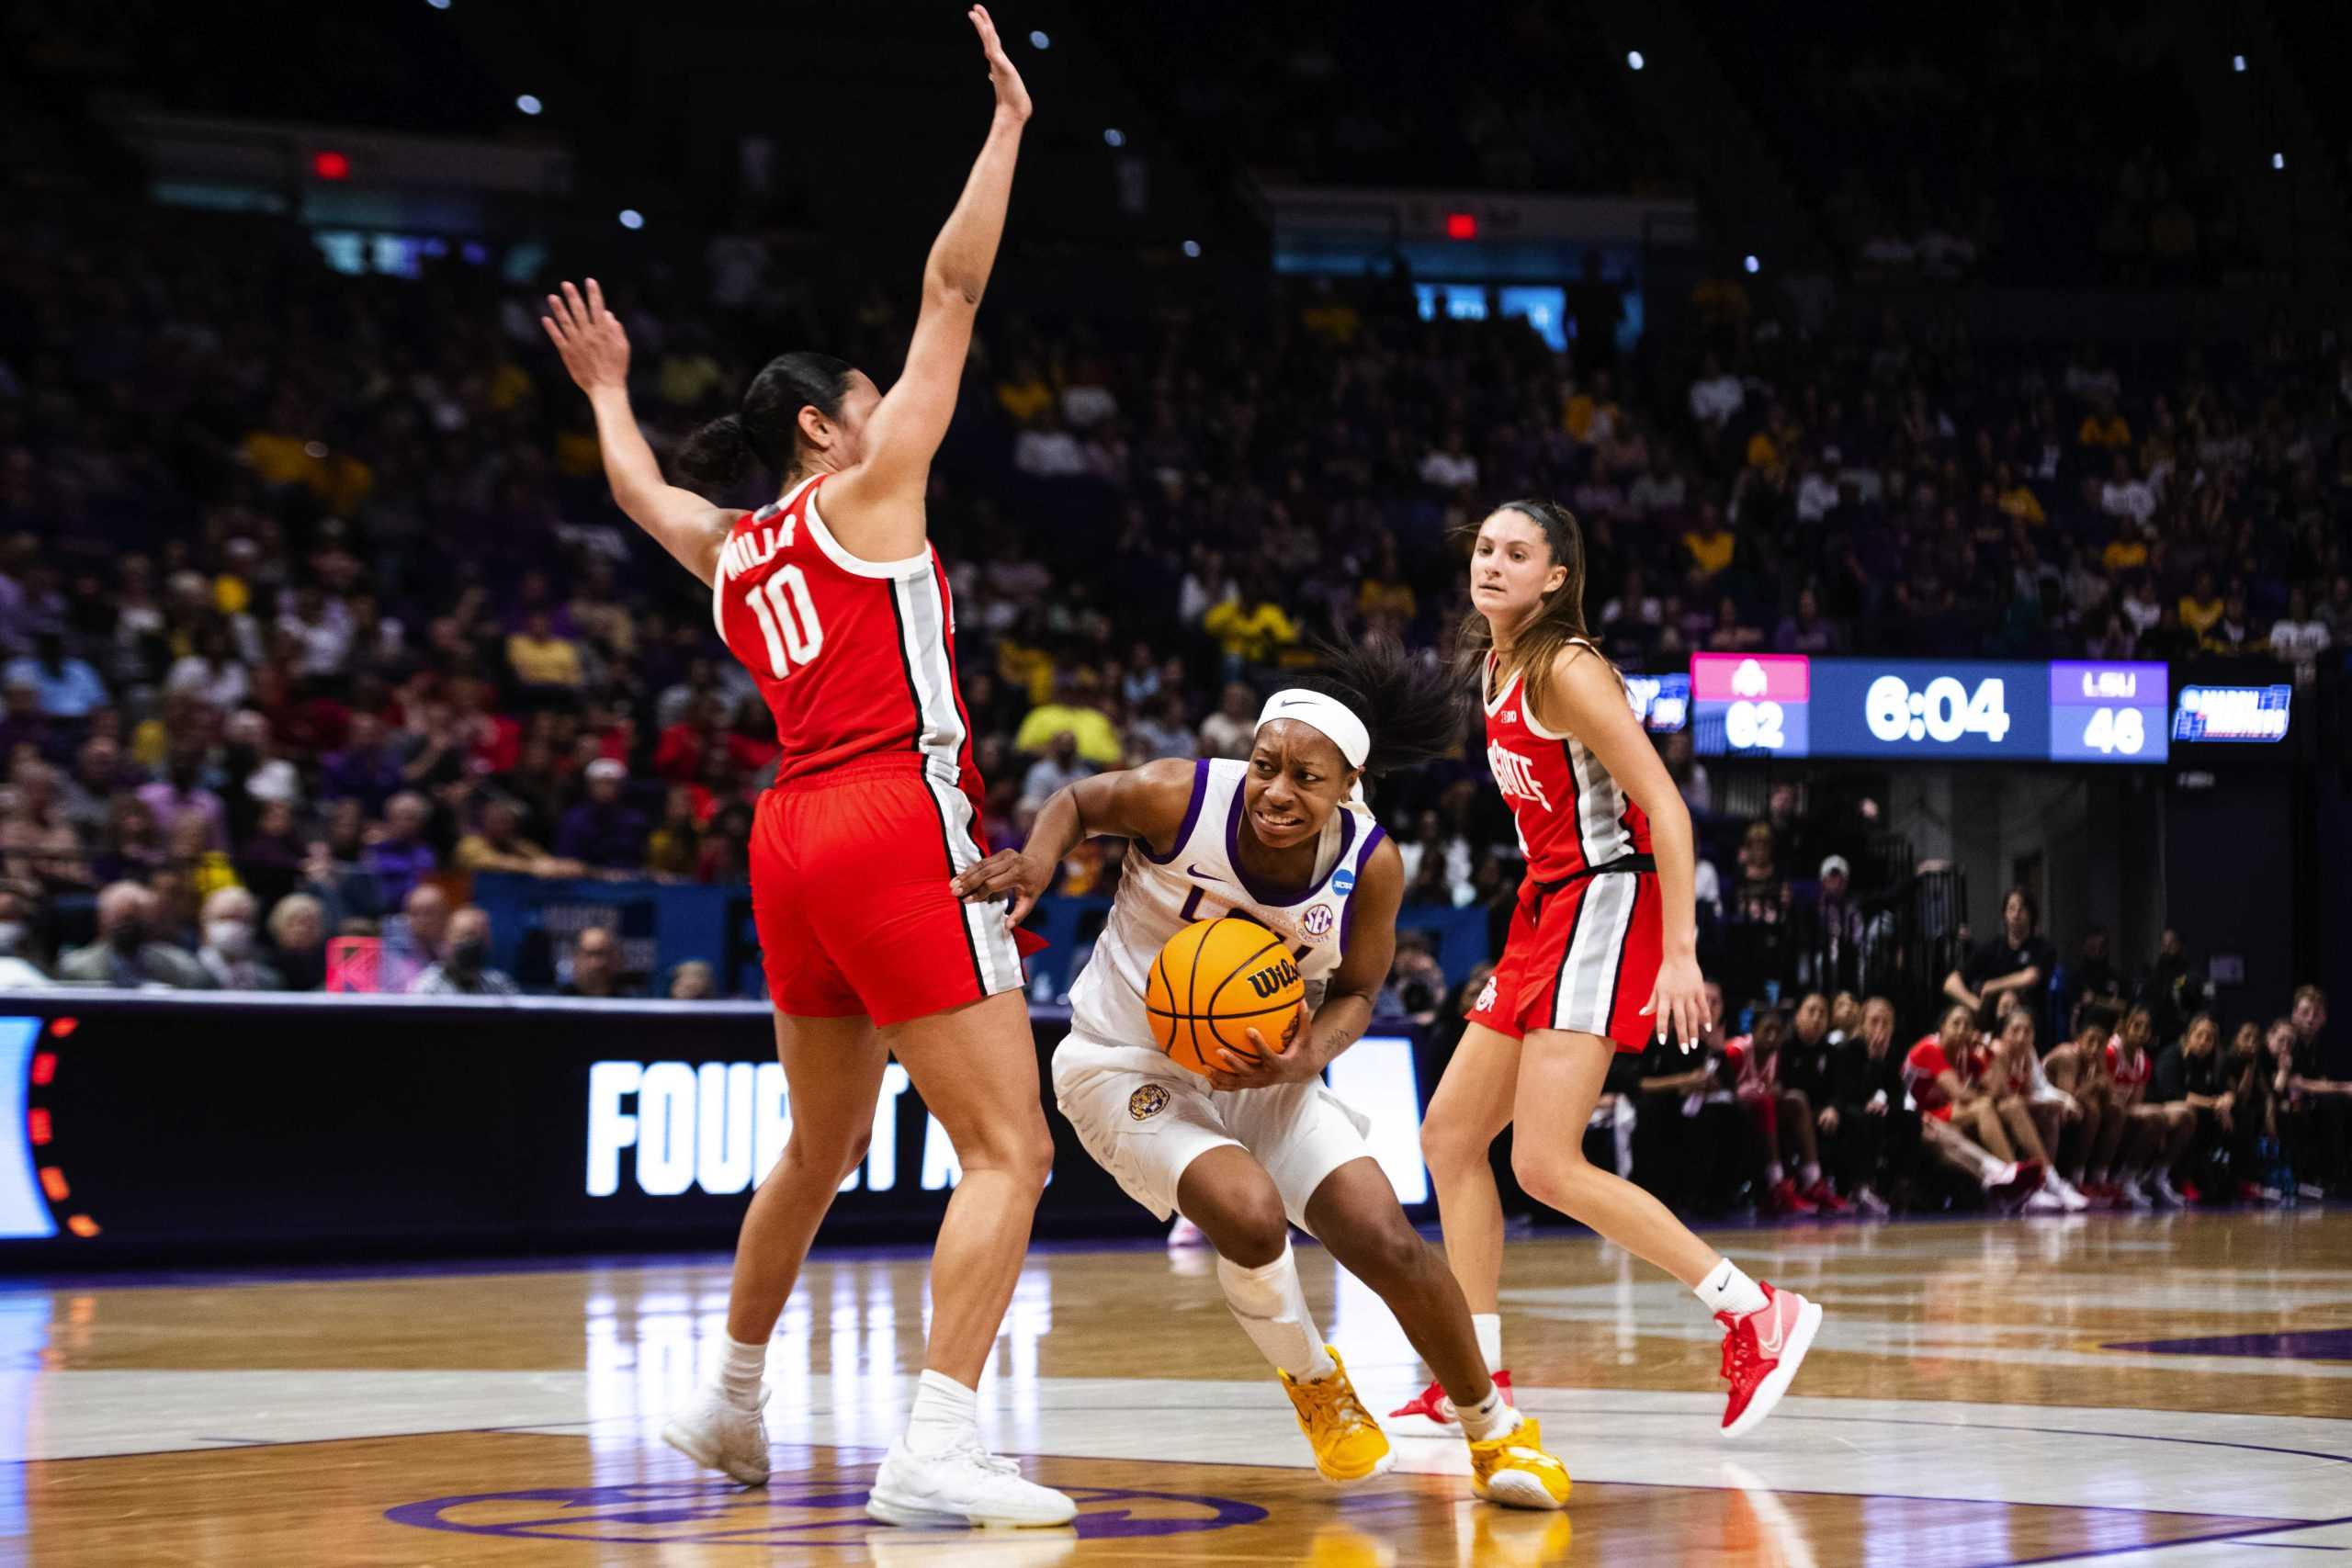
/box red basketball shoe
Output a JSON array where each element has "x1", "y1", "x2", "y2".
[
  {"x1": 1716, "y1": 1282, "x2": 1823, "y2": 1438},
  {"x1": 1388, "y1": 1369, "x2": 1513, "y2": 1431}
]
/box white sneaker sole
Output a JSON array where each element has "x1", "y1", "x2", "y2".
[
  {"x1": 1478, "y1": 1467, "x2": 1570, "y2": 1510},
  {"x1": 865, "y1": 1489, "x2": 1077, "y2": 1529},
  {"x1": 1722, "y1": 1300, "x2": 1823, "y2": 1440},
  {"x1": 661, "y1": 1418, "x2": 768, "y2": 1487}
]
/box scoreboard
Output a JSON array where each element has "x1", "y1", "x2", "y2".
[{"x1": 1691, "y1": 655, "x2": 2170, "y2": 763}]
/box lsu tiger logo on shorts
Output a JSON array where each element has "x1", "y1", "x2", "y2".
[{"x1": 1128, "y1": 1083, "x2": 1171, "y2": 1121}]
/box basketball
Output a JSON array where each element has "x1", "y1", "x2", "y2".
[{"x1": 1145, "y1": 917, "x2": 1306, "y2": 1076}]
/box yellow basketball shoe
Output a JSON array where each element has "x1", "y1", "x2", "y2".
[
  {"x1": 1468, "y1": 1416, "x2": 1572, "y2": 1510},
  {"x1": 1279, "y1": 1348, "x2": 1395, "y2": 1485}
]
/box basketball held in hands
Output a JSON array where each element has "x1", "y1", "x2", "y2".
[{"x1": 1144, "y1": 917, "x2": 1305, "y2": 1076}]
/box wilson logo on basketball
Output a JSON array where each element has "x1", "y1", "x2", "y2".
[{"x1": 1245, "y1": 958, "x2": 1301, "y2": 999}]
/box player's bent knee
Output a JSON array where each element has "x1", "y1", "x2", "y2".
[
  {"x1": 1510, "y1": 1144, "x2": 1590, "y2": 1213},
  {"x1": 1332, "y1": 1214, "x2": 1428, "y2": 1289},
  {"x1": 1190, "y1": 1184, "x2": 1290, "y2": 1267},
  {"x1": 1420, "y1": 1114, "x2": 1487, "y2": 1179}
]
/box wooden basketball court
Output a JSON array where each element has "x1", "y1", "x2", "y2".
[{"x1": 9, "y1": 1212, "x2": 2350, "y2": 1565}]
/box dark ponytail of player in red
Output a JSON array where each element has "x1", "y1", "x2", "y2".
[{"x1": 676, "y1": 351, "x2": 855, "y2": 491}]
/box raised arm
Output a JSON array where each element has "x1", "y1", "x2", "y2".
[
  {"x1": 1536, "y1": 646, "x2": 1709, "y2": 1048},
  {"x1": 950, "y1": 759, "x2": 1196, "y2": 928},
  {"x1": 823, "y1": 6, "x2": 1031, "y2": 561},
  {"x1": 543, "y1": 279, "x2": 736, "y2": 586}
]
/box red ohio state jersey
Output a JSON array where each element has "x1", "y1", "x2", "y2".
[
  {"x1": 1482, "y1": 648, "x2": 1651, "y2": 884},
  {"x1": 714, "y1": 473, "x2": 976, "y2": 789}
]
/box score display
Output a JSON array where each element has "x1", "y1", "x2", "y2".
[{"x1": 1690, "y1": 657, "x2": 2171, "y2": 763}]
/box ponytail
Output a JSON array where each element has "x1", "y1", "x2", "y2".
[
  {"x1": 674, "y1": 350, "x2": 856, "y2": 493},
  {"x1": 1296, "y1": 635, "x2": 1464, "y2": 775},
  {"x1": 675, "y1": 412, "x2": 766, "y2": 490}
]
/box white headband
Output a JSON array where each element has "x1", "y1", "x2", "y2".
[{"x1": 1257, "y1": 689, "x2": 1370, "y2": 772}]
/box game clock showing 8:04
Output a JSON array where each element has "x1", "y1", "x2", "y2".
[{"x1": 1691, "y1": 656, "x2": 2169, "y2": 762}]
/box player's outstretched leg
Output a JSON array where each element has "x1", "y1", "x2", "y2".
[
  {"x1": 1408, "y1": 1023, "x2": 1521, "y2": 1428},
  {"x1": 1177, "y1": 1146, "x2": 1393, "y2": 1485},
  {"x1": 1510, "y1": 1027, "x2": 1823, "y2": 1440},
  {"x1": 1304, "y1": 1158, "x2": 1568, "y2": 1508},
  {"x1": 664, "y1": 1013, "x2": 888, "y2": 1486},
  {"x1": 865, "y1": 989, "x2": 1074, "y2": 1529}
]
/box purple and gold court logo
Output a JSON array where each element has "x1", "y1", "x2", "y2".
[
  {"x1": 386, "y1": 1477, "x2": 1265, "y2": 1548},
  {"x1": 1127, "y1": 1083, "x2": 1171, "y2": 1121}
]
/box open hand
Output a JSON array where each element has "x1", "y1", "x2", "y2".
[
  {"x1": 541, "y1": 278, "x2": 630, "y2": 393},
  {"x1": 967, "y1": 6, "x2": 1032, "y2": 122},
  {"x1": 1639, "y1": 952, "x2": 1711, "y2": 1051}
]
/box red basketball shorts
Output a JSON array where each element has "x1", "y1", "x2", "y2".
[
  {"x1": 1465, "y1": 868, "x2": 1662, "y2": 1052},
  {"x1": 750, "y1": 756, "x2": 1028, "y2": 1028}
]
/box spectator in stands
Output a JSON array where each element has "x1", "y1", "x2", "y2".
[
  {"x1": 671, "y1": 959, "x2": 718, "y2": 1000},
  {"x1": 1374, "y1": 931, "x2": 1448, "y2": 1022},
  {"x1": 2067, "y1": 926, "x2": 2124, "y2": 1017},
  {"x1": 1015, "y1": 671, "x2": 1123, "y2": 767},
  {"x1": 58, "y1": 736, "x2": 127, "y2": 842},
  {"x1": 138, "y1": 750, "x2": 228, "y2": 853},
  {"x1": 0, "y1": 882, "x2": 51, "y2": 983},
  {"x1": 91, "y1": 795, "x2": 165, "y2": 886},
  {"x1": 407, "y1": 906, "x2": 519, "y2": 997},
  {"x1": 318, "y1": 713, "x2": 405, "y2": 815},
  {"x1": 1827, "y1": 996, "x2": 1903, "y2": 1213},
  {"x1": 559, "y1": 925, "x2": 625, "y2": 998},
  {"x1": 56, "y1": 881, "x2": 209, "y2": 988},
  {"x1": 2140, "y1": 927, "x2": 2201, "y2": 1044},
  {"x1": 1197, "y1": 682, "x2": 1258, "y2": 760},
  {"x1": 1020, "y1": 732, "x2": 1091, "y2": 812},
  {"x1": 195, "y1": 886, "x2": 283, "y2": 991},
  {"x1": 1726, "y1": 1006, "x2": 1845, "y2": 1214},
  {"x1": 363, "y1": 792, "x2": 437, "y2": 908},
  {"x1": 1418, "y1": 429, "x2": 1478, "y2": 491},
  {"x1": 1, "y1": 765, "x2": 89, "y2": 891},
  {"x1": 645, "y1": 786, "x2": 703, "y2": 877},
  {"x1": 507, "y1": 611, "x2": 585, "y2": 692},
  {"x1": 1726, "y1": 821, "x2": 1792, "y2": 1001},
  {"x1": 1633, "y1": 979, "x2": 1739, "y2": 1213},
  {"x1": 1203, "y1": 592, "x2": 1301, "y2": 676},
  {"x1": 1680, "y1": 502, "x2": 1737, "y2": 583},
  {"x1": 2285, "y1": 986, "x2": 2347, "y2": 1197},
  {"x1": 1689, "y1": 352, "x2": 1745, "y2": 434},
  {"x1": 455, "y1": 797, "x2": 578, "y2": 878},
  {"x1": 2271, "y1": 587, "x2": 2332, "y2": 683},
  {"x1": 556, "y1": 759, "x2": 649, "y2": 871},
  {"x1": 1943, "y1": 886, "x2": 2055, "y2": 1040},
  {"x1": 380, "y1": 882, "x2": 451, "y2": 989},
  {"x1": 5, "y1": 630, "x2": 107, "y2": 719},
  {"x1": 266, "y1": 892, "x2": 329, "y2": 991}
]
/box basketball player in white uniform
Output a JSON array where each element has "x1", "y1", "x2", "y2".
[{"x1": 954, "y1": 640, "x2": 1572, "y2": 1509}]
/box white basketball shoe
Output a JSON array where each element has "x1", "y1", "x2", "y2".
[
  {"x1": 866, "y1": 1436, "x2": 1078, "y2": 1528},
  {"x1": 662, "y1": 1382, "x2": 773, "y2": 1486}
]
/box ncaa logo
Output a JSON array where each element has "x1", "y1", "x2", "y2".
[
  {"x1": 1332, "y1": 867, "x2": 1357, "y2": 896},
  {"x1": 1128, "y1": 1083, "x2": 1171, "y2": 1121},
  {"x1": 1302, "y1": 904, "x2": 1335, "y2": 938}
]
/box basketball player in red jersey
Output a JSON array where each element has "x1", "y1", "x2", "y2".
[
  {"x1": 1405, "y1": 500, "x2": 1823, "y2": 1441},
  {"x1": 542, "y1": 9, "x2": 1071, "y2": 1529}
]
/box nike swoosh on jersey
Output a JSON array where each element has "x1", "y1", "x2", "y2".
[{"x1": 1186, "y1": 864, "x2": 1228, "y2": 882}]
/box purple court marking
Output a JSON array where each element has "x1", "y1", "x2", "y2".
[
  {"x1": 2103, "y1": 1328, "x2": 2352, "y2": 1360},
  {"x1": 384, "y1": 1478, "x2": 1267, "y2": 1547}
]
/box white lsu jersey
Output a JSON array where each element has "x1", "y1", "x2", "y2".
[{"x1": 1065, "y1": 757, "x2": 1390, "y2": 1064}]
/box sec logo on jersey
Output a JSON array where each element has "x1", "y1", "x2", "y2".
[{"x1": 1302, "y1": 904, "x2": 1335, "y2": 937}]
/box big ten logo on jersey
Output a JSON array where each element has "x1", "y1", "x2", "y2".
[
  {"x1": 1245, "y1": 954, "x2": 1301, "y2": 1000},
  {"x1": 722, "y1": 513, "x2": 824, "y2": 678},
  {"x1": 1487, "y1": 740, "x2": 1552, "y2": 811}
]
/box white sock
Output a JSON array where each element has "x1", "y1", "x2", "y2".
[
  {"x1": 1979, "y1": 1157, "x2": 2016, "y2": 1190},
  {"x1": 1799, "y1": 1162, "x2": 1822, "y2": 1190},
  {"x1": 904, "y1": 1368, "x2": 979, "y2": 1456},
  {"x1": 718, "y1": 1334, "x2": 766, "y2": 1408},
  {"x1": 1456, "y1": 1382, "x2": 1513, "y2": 1440},
  {"x1": 1765, "y1": 1160, "x2": 1786, "y2": 1186},
  {"x1": 1694, "y1": 1258, "x2": 1770, "y2": 1319},
  {"x1": 1217, "y1": 1242, "x2": 1336, "y2": 1382},
  {"x1": 1472, "y1": 1312, "x2": 1504, "y2": 1373}
]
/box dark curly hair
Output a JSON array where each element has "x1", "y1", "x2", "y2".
[{"x1": 1290, "y1": 634, "x2": 1466, "y2": 776}]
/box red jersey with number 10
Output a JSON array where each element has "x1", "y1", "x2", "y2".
[
  {"x1": 1482, "y1": 647, "x2": 1651, "y2": 883},
  {"x1": 714, "y1": 473, "x2": 976, "y2": 789}
]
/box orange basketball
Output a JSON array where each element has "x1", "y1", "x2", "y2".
[{"x1": 1145, "y1": 917, "x2": 1305, "y2": 1076}]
